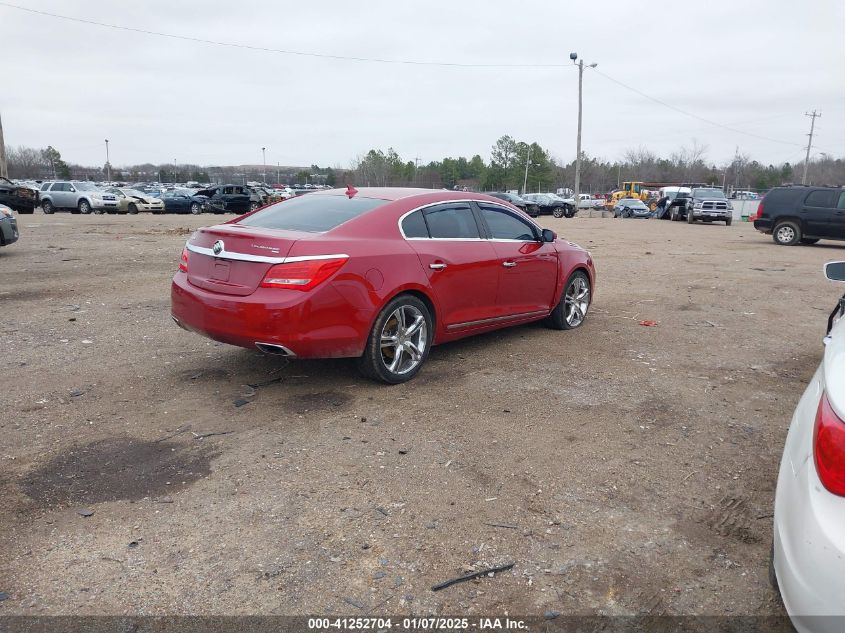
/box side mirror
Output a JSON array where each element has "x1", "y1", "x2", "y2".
[
  {"x1": 824, "y1": 261, "x2": 845, "y2": 282},
  {"x1": 542, "y1": 228, "x2": 556, "y2": 243},
  {"x1": 69, "y1": 187, "x2": 76, "y2": 193}
]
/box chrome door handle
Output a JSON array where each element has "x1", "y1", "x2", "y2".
[
  {"x1": 429, "y1": 263, "x2": 447, "y2": 270},
  {"x1": 503, "y1": 261, "x2": 517, "y2": 268}
]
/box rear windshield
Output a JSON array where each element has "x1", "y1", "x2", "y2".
[{"x1": 237, "y1": 194, "x2": 388, "y2": 232}]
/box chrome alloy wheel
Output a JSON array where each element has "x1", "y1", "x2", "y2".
[
  {"x1": 564, "y1": 275, "x2": 590, "y2": 327},
  {"x1": 379, "y1": 305, "x2": 427, "y2": 375},
  {"x1": 776, "y1": 224, "x2": 795, "y2": 244}
]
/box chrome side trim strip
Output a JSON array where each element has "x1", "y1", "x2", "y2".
[
  {"x1": 186, "y1": 242, "x2": 348, "y2": 265},
  {"x1": 446, "y1": 309, "x2": 549, "y2": 331}
]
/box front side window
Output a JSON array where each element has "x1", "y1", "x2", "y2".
[
  {"x1": 423, "y1": 204, "x2": 479, "y2": 239},
  {"x1": 837, "y1": 192, "x2": 845, "y2": 210},
  {"x1": 805, "y1": 190, "x2": 835, "y2": 207},
  {"x1": 479, "y1": 205, "x2": 537, "y2": 241}
]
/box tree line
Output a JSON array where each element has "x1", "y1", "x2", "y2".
[{"x1": 6, "y1": 137, "x2": 844, "y2": 193}]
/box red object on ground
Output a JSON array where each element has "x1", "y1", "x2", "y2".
[{"x1": 639, "y1": 320, "x2": 658, "y2": 326}]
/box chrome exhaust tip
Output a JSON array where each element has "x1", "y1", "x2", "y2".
[{"x1": 255, "y1": 342, "x2": 295, "y2": 357}]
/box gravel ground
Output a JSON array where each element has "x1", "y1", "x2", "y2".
[{"x1": 1, "y1": 211, "x2": 840, "y2": 618}]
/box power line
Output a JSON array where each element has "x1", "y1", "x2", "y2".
[
  {"x1": 588, "y1": 67, "x2": 805, "y2": 148},
  {"x1": 0, "y1": 1, "x2": 574, "y2": 69}
]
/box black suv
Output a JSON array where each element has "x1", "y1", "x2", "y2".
[{"x1": 753, "y1": 186, "x2": 845, "y2": 245}]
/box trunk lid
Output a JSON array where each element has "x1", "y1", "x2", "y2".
[{"x1": 186, "y1": 225, "x2": 309, "y2": 296}]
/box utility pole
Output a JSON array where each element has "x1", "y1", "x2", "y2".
[
  {"x1": 0, "y1": 111, "x2": 9, "y2": 178},
  {"x1": 522, "y1": 145, "x2": 532, "y2": 194},
  {"x1": 262, "y1": 147, "x2": 267, "y2": 184},
  {"x1": 0, "y1": 112, "x2": 7, "y2": 178},
  {"x1": 802, "y1": 110, "x2": 821, "y2": 185},
  {"x1": 413, "y1": 157, "x2": 420, "y2": 187},
  {"x1": 570, "y1": 53, "x2": 596, "y2": 209},
  {"x1": 173, "y1": 158, "x2": 177, "y2": 183},
  {"x1": 277, "y1": 162, "x2": 280, "y2": 184},
  {"x1": 104, "y1": 139, "x2": 110, "y2": 183}
]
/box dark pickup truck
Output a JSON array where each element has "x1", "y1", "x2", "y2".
[{"x1": 0, "y1": 177, "x2": 39, "y2": 213}]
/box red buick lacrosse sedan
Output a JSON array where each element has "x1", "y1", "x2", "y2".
[{"x1": 171, "y1": 187, "x2": 595, "y2": 383}]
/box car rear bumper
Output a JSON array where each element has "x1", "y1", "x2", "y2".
[
  {"x1": 774, "y1": 374, "x2": 845, "y2": 630},
  {"x1": 170, "y1": 271, "x2": 369, "y2": 359},
  {"x1": 0, "y1": 217, "x2": 19, "y2": 246},
  {"x1": 754, "y1": 218, "x2": 773, "y2": 233}
]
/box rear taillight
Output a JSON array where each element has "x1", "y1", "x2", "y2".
[
  {"x1": 260, "y1": 256, "x2": 347, "y2": 291},
  {"x1": 179, "y1": 247, "x2": 189, "y2": 272},
  {"x1": 814, "y1": 393, "x2": 845, "y2": 496},
  {"x1": 751, "y1": 201, "x2": 763, "y2": 221}
]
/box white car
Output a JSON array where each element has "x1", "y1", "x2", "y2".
[{"x1": 773, "y1": 260, "x2": 845, "y2": 633}]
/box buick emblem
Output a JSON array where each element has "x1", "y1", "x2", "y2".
[{"x1": 212, "y1": 240, "x2": 224, "y2": 256}]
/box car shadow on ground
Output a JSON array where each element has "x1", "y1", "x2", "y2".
[{"x1": 195, "y1": 318, "x2": 558, "y2": 393}]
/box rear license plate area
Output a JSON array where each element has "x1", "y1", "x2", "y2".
[{"x1": 211, "y1": 261, "x2": 230, "y2": 281}]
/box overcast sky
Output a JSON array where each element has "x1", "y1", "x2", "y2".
[{"x1": 2, "y1": 0, "x2": 843, "y2": 169}]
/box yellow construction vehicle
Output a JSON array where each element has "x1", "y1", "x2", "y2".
[
  {"x1": 606, "y1": 182, "x2": 662, "y2": 210},
  {"x1": 606, "y1": 182, "x2": 648, "y2": 208}
]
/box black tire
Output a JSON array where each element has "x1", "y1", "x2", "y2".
[
  {"x1": 769, "y1": 541, "x2": 779, "y2": 591},
  {"x1": 17, "y1": 208, "x2": 34, "y2": 214},
  {"x1": 41, "y1": 200, "x2": 54, "y2": 214},
  {"x1": 773, "y1": 220, "x2": 801, "y2": 246},
  {"x1": 546, "y1": 270, "x2": 591, "y2": 331},
  {"x1": 552, "y1": 207, "x2": 565, "y2": 219},
  {"x1": 190, "y1": 202, "x2": 202, "y2": 215},
  {"x1": 78, "y1": 200, "x2": 92, "y2": 215},
  {"x1": 670, "y1": 208, "x2": 678, "y2": 221},
  {"x1": 249, "y1": 202, "x2": 260, "y2": 212},
  {"x1": 725, "y1": 217, "x2": 732, "y2": 226},
  {"x1": 357, "y1": 294, "x2": 433, "y2": 384},
  {"x1": 128, "y1": 203, "x2": 139, "y2": 215},
  {"x1": 799, "y1": 237, "x2": 819, "y2": 245},
  {"x1": 623, "y1": 210, "x2": 631, "y2": 218},
  {"x1": 687, "y1": 208, "x2": 695, "y2": 224}
]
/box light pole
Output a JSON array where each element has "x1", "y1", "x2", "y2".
[
  {"x1": 262, "y1": 147, "x2": 267, "y2": 184},
  {"x1": 522, "y1": 144, "x2": 532, "y2": 194},
  {"x1": 104, "y1": 139, "x2": 110, "y2": 183},
  {"x1": 570, "y1": 53, "x2": 596, "y2": 211},
  {"x1": 173, "y1": 158, "x2": 177, "y2": 184}
]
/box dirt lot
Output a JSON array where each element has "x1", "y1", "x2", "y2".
[{"x1": 1, "y1": 211, "x2": 840, "y2": 618}]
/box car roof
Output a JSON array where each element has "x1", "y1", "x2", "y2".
[{"x1": 305, "y1": 187, "x2": 442, "y2": 202}]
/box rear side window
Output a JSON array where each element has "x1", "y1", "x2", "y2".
[
  {"x1": 41, "y1": 183, "x2": 51, "y2": 191},
  {"x1": 401, "y1": 210, "x2": 429, "y2": 238},
  {"x1": 805, "y1": 190, "x2": 835, "y2": 207},
  {"x1": 838, "y1": 192, "x2": 845, "y2": 210},
  {"x1": 238, "y1": 194, "x2": 388, "y2": 232},
  {"x1": 424, "y1": 204, "x2": 480, "y2": 239},
  {"x1": 479, "y1": 205, "x2": 537, "y2": 241}
]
